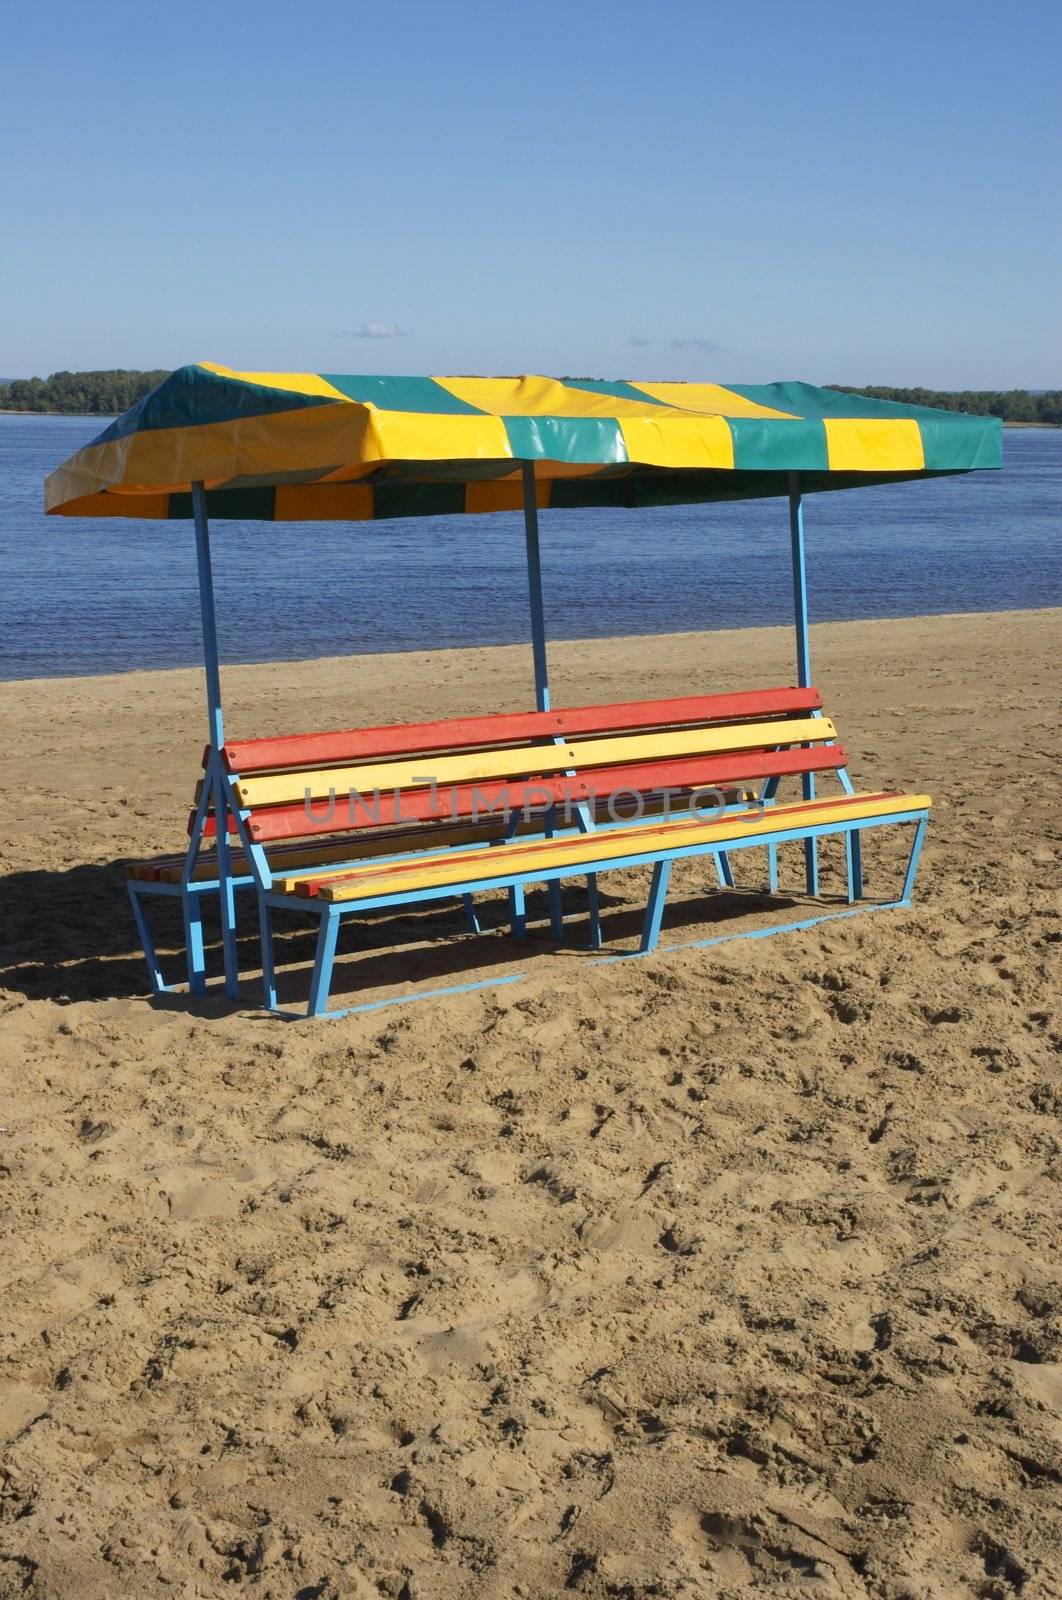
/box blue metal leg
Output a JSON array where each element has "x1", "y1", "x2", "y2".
[
  {"x1": 901, "y1": 817, "x2": 928, "y2": 904},
  {"x1": 182, "y1": 890, "x2": 207, "y2": 996},
  {"x1": 461, "y1": 894, "x2": 481, "y2": 934},
  {"x1": 586, "y1": 874, "x2": 602, "y2": 950},
  {"x1": 715, "y1": 849, "x2": 735, "y2": 889},
  {"x1": 548, "y1": 881, "x2": 564, "y2": 942},
  {"x1": 127, "y1": 883, "x2": 172, "y2": 995},
  {"x1": 214, "y1": 801, "x2": 240, "y2": 1000},
  {"x1": 846, "y1": 828, "x2": 864, "y2": 903},
  {"x1": 307, "y1": 910, "x2": 341, "y2": 1018},
  {"x1": 511, "y1": 882, "x2": 526, "y2": 939},
  {"x1": 767, "y1": 842, "x2": 779, "y2": 893},
  {"x1": 803, "y1": 835, "x2": 820, "y2": 897},
  {"x1": 640, "y1": 859, "x2": 672, "y2": 954},
  {"x1": 259, "y1": 898, "x2": 277, "y2": 1011}
]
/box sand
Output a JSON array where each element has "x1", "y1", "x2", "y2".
[{"x1": 0, "y1": 609, "x2": 1059, "y2": 1599}]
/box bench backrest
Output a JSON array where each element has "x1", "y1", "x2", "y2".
[{"x1": 194, "y1": 687, "x2": 847, "y2": 848}]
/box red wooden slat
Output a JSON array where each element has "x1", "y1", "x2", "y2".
[
  {"x1": 220, "y1": 687, "x2": 822, "y2": 773},
  {"x1": 196, "y1": 743, "x2": 846, "y2": 842}
]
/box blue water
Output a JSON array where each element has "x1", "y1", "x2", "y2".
[{"x1": 1, "y1": 413, "x2": 1059, "y2": 679}]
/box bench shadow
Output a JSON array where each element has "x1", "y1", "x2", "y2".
[
  {"x1": 0, "y1": 859, "x2": 808, "y2": 1010},
  {"x1": 266, "y1": 880, "x2": 805, "y2": 1011},
  {"x1": 1, "y1": 860, "x2": 160, "y2": 1005}
]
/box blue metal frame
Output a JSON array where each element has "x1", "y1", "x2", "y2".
[{"x1": 260, "y1": 803, "x2": 929, "y2": 1017}]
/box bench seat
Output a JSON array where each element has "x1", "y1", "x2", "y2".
[
  {"x1": 257, "y1": 786, "x2": 930, "y2": 1016},
  {"x1": 276, "y1": 792, "x2": 928, "y2": 903}
]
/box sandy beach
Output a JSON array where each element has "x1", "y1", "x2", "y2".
[{"x1": 0, "y1": 608, "x2": 1059, "y2": 1599}]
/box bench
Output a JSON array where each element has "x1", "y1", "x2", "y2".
[
  {"x1": 125, "y1": 687, "x2": 930, "y2": 1018},
  {"x1": 126, "y1": 685, "x2": 813, "y2": 993}
]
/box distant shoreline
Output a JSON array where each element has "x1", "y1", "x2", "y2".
[
  {"x1": 1, "y1": 408, "x2": 1058, "y2": 427},
  {"x1": 0, "y1": 409, "x2": 112, "y2": 419}
]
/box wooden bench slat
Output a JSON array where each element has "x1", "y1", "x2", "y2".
[
  {"x1": 293, "y1": 792, "x2": 930, "y2": 903},
  {"x1": 197, "y1": 744, "x2": 846, "y2": 841},
  {"x1": 220, "y1": 687, "x2": 823, "y2": 773},
  {"x1": 233, "y1": 717, "x2": 837, "y2": 810},
  {"x1": 139, "y1": 817, "x2": 519, "y2": 884}
]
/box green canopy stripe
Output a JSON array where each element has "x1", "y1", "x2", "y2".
[
  {"x1": 502, "y1": 416, "x2": 629, "y2": 464},
  {"x1": 727, "y1": 418, "x2": 829, "y2": 472},
  {"x1": 319, "y1": 375, "x2": 488, "y2": 413}
]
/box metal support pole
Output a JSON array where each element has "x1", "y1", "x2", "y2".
[
  {"x1": 192, "y1": 481, "x2": 225, "y2": 753},
  {"x1": 788, "y1": 471, "x2": 812, "y2": 691},
  {"x1": 521, "y1": 461, "x2": 550, "y2": 712},
  {"x1": 521, "y1": 460, "x2": 564, "y2": 936},
  {"x1": 788, "y1": 472, "x2": 818, "y2": 896},
  {"x1": 191, "y1": 481, "x2": 239, "y2": 998}
]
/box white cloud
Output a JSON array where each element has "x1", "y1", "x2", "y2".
[
  {"x1": 626, "y1": 334, "x2": 724, "y2": 353},
  {"x1": 669, "y1": 336, "x2": 721, "y2": 352},
  {"x1": 337, "y1": 321, "x2": 409, "y2": 339}
]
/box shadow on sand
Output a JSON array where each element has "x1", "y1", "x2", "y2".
[{"x1": 0, "y1": 856, "x2": 802, "y2": 1013}]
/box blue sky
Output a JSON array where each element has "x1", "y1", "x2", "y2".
[{"x1": 3, "y1": 0, "x2": 1059, "y2": 387}]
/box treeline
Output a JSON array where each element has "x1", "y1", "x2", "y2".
[
  {"x1": 0, "y1": 369, "x2": 171, "y2": 415},
  {"x1": 1, "y1": 369, "x2": 1059, "y2": 423},
  {"x1": 832, "y1": 385, "x2": 1062, "y2": 424}
]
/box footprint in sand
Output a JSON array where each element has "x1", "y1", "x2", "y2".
[{"x1": 150, "y1": 1161, "x2": 261, "y2": 1221}]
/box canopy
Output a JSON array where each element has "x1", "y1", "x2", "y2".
[{"x1": 45, "y1": 362, "x2": 1001, "y2": 521}]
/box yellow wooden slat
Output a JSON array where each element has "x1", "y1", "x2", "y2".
[
  {"x1": 234, "y1": 740, "x2": 570, "y2": 809},
  {"x1": 306, "y1": 792, "x2": 930, "y2": 904},
  {"x1": 235, "y1": 717, "x2": 837, "y2": 809}
]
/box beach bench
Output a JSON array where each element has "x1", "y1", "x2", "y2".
[{"x1": 125, "y1": 686, "x2": 930, "y2": 1018}]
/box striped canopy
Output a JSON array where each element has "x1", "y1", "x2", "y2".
[{"x1": 45, "y1": 362, "x2": 1002, "y2": 521}]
